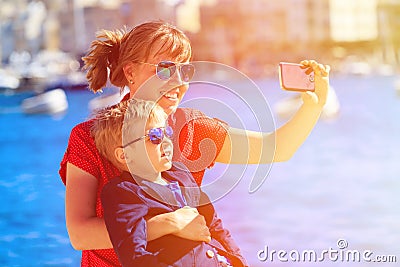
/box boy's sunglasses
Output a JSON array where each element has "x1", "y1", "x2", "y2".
[
  {"x1": 137, "y1": 61, "x2": 195, "y2": 82},
  {"x1": 122, "y1": 126, "x2": 173, "y2": 147}
]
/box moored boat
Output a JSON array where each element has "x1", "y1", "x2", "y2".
[{"x1": 21, "y1": 88, "x2": 68, "y2": 114}]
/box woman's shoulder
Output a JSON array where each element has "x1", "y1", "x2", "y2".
[
  {"x1": 172, "y1": 107, "x2": 204, "y2": 118},
  {"x1": 69, "y1": 119, "x2": 95, "y2": 139},
  {"x1": 71, "y1": 119, "x2": 94, "y2": 132},
  {"x1": 171, "y1": 107, "x2": 228, "y2": 129},
  {"x1": 169, "y1": 107, "x2": 208, "y2": 126},
  {"x1": 65, "y1": 119, "x2": 98, "y2": 156}
]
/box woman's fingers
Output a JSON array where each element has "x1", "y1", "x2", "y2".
[{"x1": 300, "y1": 60, "x2": 330, "y2": 77}]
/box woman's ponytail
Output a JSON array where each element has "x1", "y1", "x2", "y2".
[{"x1": 82, "y1": 28, "x2": 127, "y2": 93}]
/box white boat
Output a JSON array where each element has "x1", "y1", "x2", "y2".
[
  {"x1": 21, "y1": 88, "x2": 68, "y2": 114},
  {"x1": 0, "y1": 68, "x2": 20, "y2": 91},
  {"x1": 88, "y1": 87, "x2": 128, "y2": 111},
  {"x1": 395, "y1": 78, "x2": 400, "y2": 96},
  {"x1": 274, "y1": 86, "x2": 340, "y2": 120},
  {"x1": 9, "y1": 49, "x2": 85, "y2": 92}
]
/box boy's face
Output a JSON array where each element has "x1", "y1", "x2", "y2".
[{"x1": 124, "y1": 118, "x2": 173, "y2": 178}]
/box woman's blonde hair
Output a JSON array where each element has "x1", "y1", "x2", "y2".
[
  {"x1": 91, "y1": 99, "x2": 167, "y2": 169},
  {"x1": 82, "y1": 20, "x2": 192, "y2": 93}
]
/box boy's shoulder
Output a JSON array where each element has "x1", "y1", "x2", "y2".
[
  {"x1": 102, "y1": 163, "x2": 197, "y2": 195},
  {"x1": 102, "y1": 172, "x2": 141, "y2": 199},
  {"x1": 163, "y1": 162, "x2": 197, "y2": 186}
]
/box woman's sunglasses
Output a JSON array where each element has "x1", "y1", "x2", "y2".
[
  {"x1": 122, "y1": 126, "x2": 173, "y2": 147},
  {"x1": 137, "y1": 61, "x2": 195, "y2": 82}
]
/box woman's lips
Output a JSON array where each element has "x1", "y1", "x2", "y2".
[
  {"x1": 163, "y1": 91, "x2": 179, "y2": 101},
  {"x1": 164, "y1": 92, "x2": 178, "y2": 99}
]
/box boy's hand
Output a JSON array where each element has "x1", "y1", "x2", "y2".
[{"x1": 172, "y1": 206, "x2": 211, "y2": 242}]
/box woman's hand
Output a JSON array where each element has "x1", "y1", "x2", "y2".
[
  {"x1": 171, "y1": 206, "x2": 211, "y2": 242},
  {"x1": 300, "y1": 60, "x2": 330, "y2": 108}
]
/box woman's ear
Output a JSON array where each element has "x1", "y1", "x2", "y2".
[
  {"x1": 114, "y1": 147, "x2": 128, "y2": 165},
  {"x1": 123, "y1": 63, "x2": 135, "y2": 84}
]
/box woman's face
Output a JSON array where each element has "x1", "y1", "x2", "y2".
[{"x1": 129, "y1": 46, "x2": 191, "y2": 115}]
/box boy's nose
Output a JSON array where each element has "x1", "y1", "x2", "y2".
[
  {"x1": 161, "y1": 138, "x2": 173, "y2": 155},
  {"x1": 161, "y1": 135, "x2": 173, "y2": 146}
]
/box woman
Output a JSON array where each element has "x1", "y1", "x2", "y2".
[{"x1": 60, "y1": 21, "x2": 330, "y2": 266}]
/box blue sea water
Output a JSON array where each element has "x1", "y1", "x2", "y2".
[
  {"x1": 0, "y1": 74, "x2": 399, "y2": 266},
  {"x1": 0, "y1": 90, "x2": 95, "y2": 266}
]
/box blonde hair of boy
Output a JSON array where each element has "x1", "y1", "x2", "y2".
[{"x1": 91, "y1": 99, "x2": 167, "y2": 170}]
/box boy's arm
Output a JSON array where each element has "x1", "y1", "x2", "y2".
[
  {"x1": 147, "y1": 206, "x2": 211, "y2": 242},
  {"x1": 197, "y1": 192, "x2": 248, "y2": 267},
  {"x1": 101, "y1": 181, "x2": 165, "y2": 267}
]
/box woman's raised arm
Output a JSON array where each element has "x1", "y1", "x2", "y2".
[{"x1": 216, "y1": 60, "x2": 330, "y2": 164}]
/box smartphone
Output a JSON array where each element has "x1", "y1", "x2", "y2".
[{"x1": 279, "y1": 62, "x2": 315, "y2": 92}]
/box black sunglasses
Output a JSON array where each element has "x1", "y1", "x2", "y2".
[
  {"x1": 122, "y1": 126, "x2": 173, "y2": 147},
  {"x1": 137, "y1": 61, "x2": 195, "y2": 82}
]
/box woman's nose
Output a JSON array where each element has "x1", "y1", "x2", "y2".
[{"x1": 168, "y1": 67, "x2": 183, "y2": 85}]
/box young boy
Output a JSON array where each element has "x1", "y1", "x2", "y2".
[{"x1": 91, "y1": 99, "x2": 247, "y2": 267}]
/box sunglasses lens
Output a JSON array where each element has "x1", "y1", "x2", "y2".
[
  {"x1": 165, "y1": 126, "x2": 173, "y2": 139},
  {"x1": 157, "y1": 61, "x2": 176, "y2": 80},
  {"x1": 180, "y1": 64, "x2": 195, "y2": 82},
  {"x1": 148, "y1": 128, "x2": 163, "y2": 145},
  {"x1": 147, "y1": 127, "x2": 174, "y2": 145}
]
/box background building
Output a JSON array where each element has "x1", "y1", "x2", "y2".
[{"x1": 0, "y1": 0, "x2": 399, "y2": 76}]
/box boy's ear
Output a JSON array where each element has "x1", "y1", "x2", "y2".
[{"x1": 114, "y1": 147, "x2": 128, "y2": 165}]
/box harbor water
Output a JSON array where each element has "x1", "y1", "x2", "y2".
[{"x1": 0, "y1": 74, "x2": 399, "y2": 266}]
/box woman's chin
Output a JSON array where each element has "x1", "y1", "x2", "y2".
[
  {"x1": 159, "y1": 97, "x2": 180, "y2": 114},
  {"x1": 162, "y1": 105, "x2": 178, "y2": 115}
]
